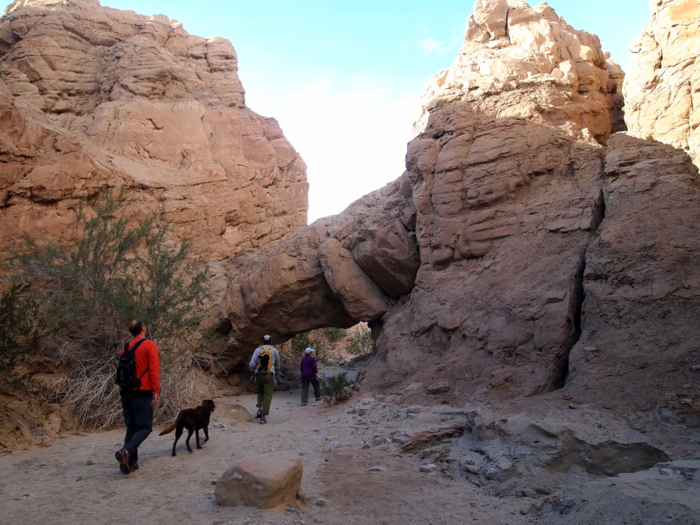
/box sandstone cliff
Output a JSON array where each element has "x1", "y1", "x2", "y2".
[
  {"x1": 413, "y1": 0, "x2": 625, "y2": 142},
  {"x1": 215, "y1": 0, "x2": 700, "y2": 452},
  {"x1": 624, "y1": 0, "x2": 700, "y2": 167},
  {"x1": 0, "y1": 0, "x2": 307, "y2": 262}
]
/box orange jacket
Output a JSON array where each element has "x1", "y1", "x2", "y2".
[{"x1": 120, "y1": 338, "x2": 160, "y2": 395}]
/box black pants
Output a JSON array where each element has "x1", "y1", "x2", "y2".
[
  {"x1": 121, "y1": 394, "x2": 153, "y2": 466},
  {"x1": 301, "y1": 377, "x2": 320, "y2": 405}
]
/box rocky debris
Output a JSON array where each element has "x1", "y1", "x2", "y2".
[
  {"x1": 425, "y1": 380, "x2": 450, "y2": 395},
  {"x1": 401, "y1": 424, "x2": 465, "y2": 453},
  {"x1": 624, "y1": 0, "x2": 700, "y2": 167},
  {"x1": 214, "y1": 451, "x2": 303, "y2": 509},
  {"x1": 413, "y1": 0, "x2": 625, "y2": 142},
  {"x1": 538, "y1": 459, "x2": 700, "y2": 524},
  {"x1": 462, "y1": 408, "x2": 669, "y2": 477},
  {"x1": 0, "y1": 0, "x2": 307, "y2": 264}
]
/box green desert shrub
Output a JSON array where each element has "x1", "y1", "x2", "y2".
[
  {"x1": 0, "y1": 283, "x2": 42, "y2": 374},
  {"x1": 5, "y1": 189, "x2": 210, "y2": 428},
  {"x1": 320, "y1": 371, "x2": 362, "y2": 406}
]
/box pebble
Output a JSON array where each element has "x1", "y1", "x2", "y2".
[
  {"x1": 420, "y1": 464, "x2": 437, "y2": 472},
  {"x1": 367, "y1": 465, "x2": 388, "y2": 472},
  {"x1": 316, "y1": 498, "x2": 327, "y2": 507}
]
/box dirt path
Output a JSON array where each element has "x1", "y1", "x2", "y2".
[{"x1": 1, "y1": 390, "x2": 699, "y2": 525}]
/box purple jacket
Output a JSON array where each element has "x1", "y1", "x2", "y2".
[{"x1": 300, "y1": 355, "x2": 318, "y2": 380}]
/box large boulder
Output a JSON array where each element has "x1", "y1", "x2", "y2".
[
  {"x1": 212, "y1": 178, "x2": 418, "y2": 362},
  {"x1": 0, "y1": 0, "x2": 307, "y2": 263},
  {"x1": 215, "y1": 451, "x2": 303, "y2": 509},
  {"x1": 624, "y1": 0, "x2": 700, "y2": 167}
]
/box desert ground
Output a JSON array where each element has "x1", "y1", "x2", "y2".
[{"x1": 1, "y1": 376, "x2": 699, "y2": 525}]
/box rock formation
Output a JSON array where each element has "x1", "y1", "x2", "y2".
[
  {"x1": 624, "y1": 0, "x2": 700, "y2": 166},
  {"x1": 214, "y1": 0, "x2": 700, "y2": 442},
  {"x1": 413, "y1": 0, "x2": 626, "y2": 142},
  {"x1": 0, "y1": 0, "x2": 307, "y2": 262}
]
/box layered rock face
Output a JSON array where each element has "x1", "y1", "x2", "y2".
[
  {"x1": 0, "y1": 0, "x2": 307, "y2": 261},
  {"x1": 624, "y1": 0, "x2": 700, "y2": 166},
  {"x1": 413, "y1": 0, "x2": 625, "y2": 142},
  {"x1": 216, "y1": 0, "x2": 700, "y2": 426}
]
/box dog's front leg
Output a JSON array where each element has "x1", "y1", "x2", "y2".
[
  {"x1": 202, "y1": 426, "x2": 209, "y2": 445},
  {"x1": 195, "y1": 429, "x2": 202, "y2": 449}
]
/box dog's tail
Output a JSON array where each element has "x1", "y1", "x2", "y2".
[{"x1": 159, "y1": 418, "x2": 179, "y2": 436}]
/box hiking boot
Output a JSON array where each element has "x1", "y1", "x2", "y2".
[
  {"x1": 256, "y1": 408, "x2": 262, "y2": 419},
  {"x1": 260, "y1": 415, "x2": 267, "y2": 424},
  {"x1": 115, "y1": 448, "x2": 130, "y2": 474}
]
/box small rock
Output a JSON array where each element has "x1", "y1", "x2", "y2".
[
  {"x1": 568, "y1": 404, "x2": 577, "y2": 409},
  {"x1": 85, "y1": 460, "x2": 94, "y2": 465},
  {"x1": 679, "y1": 398, "x2": 693, "y2": 406},
  {"x1": 367, "y1": 465, "x2": 388, "y2": 472},
  {"x1": 316, "y1": 498, "x2": 327, "y2": 507},
  {"x1": 420, "y1": 464, "x2": 437, "y2": 472},
  {"x1": 426, "y1": 381, "x2": 450, "y2": 395}
]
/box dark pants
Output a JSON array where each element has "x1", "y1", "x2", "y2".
[
  {"x1": 255, "y1": 373, "x2": 275, "y2": 416},
  {"x1": 121, "y1": 394, "x2": 153, "y2": 466},
  {"x1": 301, "y1": 377, "x2": 320, "y2": 405}
]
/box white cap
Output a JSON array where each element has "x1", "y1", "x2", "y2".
[{"x1": 305, "y1": 348, "x2": 314, "y2": 354}]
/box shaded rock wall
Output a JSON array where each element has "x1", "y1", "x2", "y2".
[
  {"x1": 0, "y1": 0, "x2": 307, "y2": 263},
  {"x1": 624, "y1": 0, "x2": 700, "y2": 166}
]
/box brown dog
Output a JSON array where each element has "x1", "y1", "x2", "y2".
[{"x1": 159, "y1": 399, "x2": 216, "y2": 456}]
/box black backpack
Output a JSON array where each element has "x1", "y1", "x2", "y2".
[{"x1": 115, "y1": 338, "x2": 149, "y2": 390}]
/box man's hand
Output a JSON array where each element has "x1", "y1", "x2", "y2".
[{"x1": 151, "y1": 392, "x2": 159, "y2": 407}]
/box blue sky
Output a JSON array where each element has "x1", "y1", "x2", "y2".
[{"x1": 100, "y1": 1, "x2": 651, "y2": 222}]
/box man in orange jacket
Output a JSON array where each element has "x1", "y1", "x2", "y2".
[{"x1": 115, "y1": 320, "x2": 160, "y2": 474}]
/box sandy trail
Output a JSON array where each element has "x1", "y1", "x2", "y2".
[
  {"x1": 2, "y1": 390, "x2": 699, "y2": 525},
  {"x1": 0, "y1": 391, "x2": 514, "y2": 525}
]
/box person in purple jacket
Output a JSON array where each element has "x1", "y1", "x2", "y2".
[{"x1": 300, "y1": 347, "x2": 322, "y2": 406}]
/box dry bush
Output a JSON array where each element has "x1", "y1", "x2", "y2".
[{"x1": 5, "y1": 190, "x2": 212, "y2": 429}]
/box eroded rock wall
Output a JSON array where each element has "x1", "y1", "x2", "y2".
[
  {"x1": 215, "y1": 0, "x2": 700, "y2": 423},
  {"x1": 0, "y1": 0, "x2": 307, "y2": 262},
  {"x1": 624, "y1": 0, "x2": 700, "y2": 166}
]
